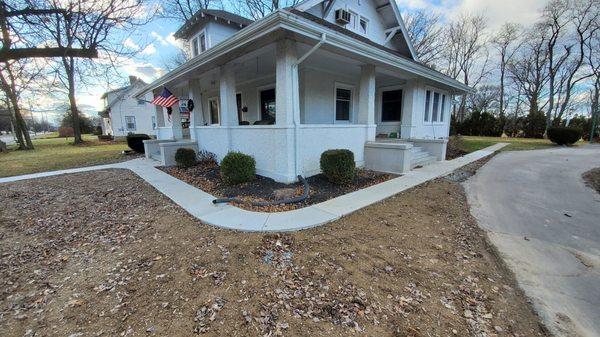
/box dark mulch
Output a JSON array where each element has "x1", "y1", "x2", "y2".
[
  {"x1": 583, "y1": 168, "x2": 600, "y2": 194},
  {"x1": 160, "y1": 162, "x2": 397, "y2": 212}
]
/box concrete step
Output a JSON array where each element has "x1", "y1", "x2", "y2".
[
  {"x1": 410, "y1": 145, "x2": 437, "y2": 169},
  {"x1": 411, "y1": 156, "x2": 437, "y2": 169}
]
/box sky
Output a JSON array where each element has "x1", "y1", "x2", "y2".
[{"x1": 30, "y1": 0, "x2": 551, "y2": 125}]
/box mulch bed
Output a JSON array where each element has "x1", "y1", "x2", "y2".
[
  {"x1": 583, "y1": 167, "x2": 600, "y2": 194},
  {"x1": 446, "y1": 136, "x2": 468, "y2": 160},
  {"x1": 159, "y1": 162, "x2": 397, "y2": 212}
]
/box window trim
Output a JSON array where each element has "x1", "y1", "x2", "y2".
[
  {"x1": 125, "y1": 116, "x2": 136, "y2": 131},
  {"x1": 378, "y1": 84, "x2": 405, "y2": 124},
  {"x1": 423, "y1": 87, "x2": 449, "y2": 125},
  {"x1": 190, "y1": 28, "x2": 208, "y2": 57},
  {"x1": 333, "y1": 82, "x2": 354, "y2": 123},
  {"x1": 359, "y1": 16, "x2": 369, "y2": 35},
  {"x1": 207, "y1": 96, "x2": 220, "y2": 125}
]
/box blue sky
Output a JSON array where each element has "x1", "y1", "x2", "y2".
[{"x1": 33, "y1": 0, "x2": 550, "y2": 124}]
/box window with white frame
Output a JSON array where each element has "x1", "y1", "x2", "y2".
[
  {"x1": 424, "y1": 89, "x2": 447, "y2": 123},
  {"x1": 191, "y1": 32, "x2": 207, "y2": 57},
  {"x1": 125, "y1": 116, "x2": 136, "y2": 131},
  {"x1": 208, "y1": 97, "x2": 220, "y2": 125},
  {"x1": 152, "y1": 116, "x2": 156, "y2": 130},
  {"x1": 335, "y1": 84, "x2": 353, "y2": 122},
  {"x1": 359, "y1": 17, "x2": 368, "y2": 35}
]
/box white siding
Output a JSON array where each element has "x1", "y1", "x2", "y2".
[{"x1": 106, "y1": 84, "x2": 156, "y2": 137}]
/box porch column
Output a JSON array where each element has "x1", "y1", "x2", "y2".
[
  {"x1": 275, "y1": 38, "x2": 298, "y2": 182},
  {"x1": 358, "y1": 64, "x2": 376, "y2": 141},
  {"x1": 155, "y1": 105, "x2": 165, "y2": 128},
  {"x1": 401, "y1": 81, "x2": 422, "y2": 139},
  {"x1": 275, "y1": 39, "x2": 297, "y2": 126},
  {"x1": 170, "y1": 102, "x2": 183, "y2": 140},
  {"x1": 188, "y1": 80, "x2": 204, "y2": 141},
  {"x1": 219, "y1": 65, "x2": 238, "y2": 127}
]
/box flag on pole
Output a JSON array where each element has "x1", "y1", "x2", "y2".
[{"x1": 151, "y1": 87, "x2": 179, "y2": 107}]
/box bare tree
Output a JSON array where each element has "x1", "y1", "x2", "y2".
[
  {"x1": 554, "y1": 0, "x2": 600, "y2": 120},
  {"x1": 0, "y1": 53, "x2": 48, "y2": 150},
  {"x1": 159, "y1": 0, "x2": 221, "y2": 22},
  {"x1": 33, "y1": 0, "x2": 154, "y2": 144},
  {"x1": 508, "y1": 30, "x2": 551, "y2": 117},
  {"x1": 540, "y1": 0, "x2": 573, "y2": 130},
  {"x1": 491, "y1": 23, "x2": 521, "y2": 124},
  {"x1": 402, "y1": 9, "x2": 445, "y2": 67},
  {"x1": 232, "y1": 0, "x2": 300, "y2": 20},
  {"x1": 442, "y1": 14, "x2": 490, "y2": 121},
  {"x1": 0, "y1": 1, "x2": 98, "y2": 62}
]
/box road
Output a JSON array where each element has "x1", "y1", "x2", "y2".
[{"x1": 465, "y1": 145, "x2": 600, "y2": 337}]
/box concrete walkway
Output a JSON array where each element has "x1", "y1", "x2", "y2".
[
  {"x1": 465, "y1": 145, "x2": 600, "y2": 337},
  {"x1": 1, "y1": 143, "x2": 507, "y2": 232}
]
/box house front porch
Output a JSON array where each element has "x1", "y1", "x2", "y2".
[{"x1": 145, "y1": 35, "x2": 456, "y2": 183}]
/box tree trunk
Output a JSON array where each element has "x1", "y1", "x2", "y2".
[
  {"x1": 63, "y1": 56, "x2": 83, "y2": 144},
  {"x1": 0, "y1": 65, "x2": 33, "y2": 150}
]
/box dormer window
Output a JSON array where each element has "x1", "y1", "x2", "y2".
[
  {"x1": 359, "y1": 17, "x2": 368, "y2": 34},
  {"x1": 191, "y1": 31, "x2": 207, "y2": 57}
]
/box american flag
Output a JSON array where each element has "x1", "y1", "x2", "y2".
[{"x1": 151, "y1": 87, "x2": 179, "y2": 107}]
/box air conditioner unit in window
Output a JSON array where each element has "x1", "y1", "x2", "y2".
[{"x1": 335, "y1": 9, "x2": 351, "y2": 24}]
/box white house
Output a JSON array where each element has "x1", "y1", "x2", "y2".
[
  {"x1": 137, "y1": 2, "x2": 472, "y2": 183},
  {"x1": 100, "y1": 76, "x2": 157, "y2": 138}
]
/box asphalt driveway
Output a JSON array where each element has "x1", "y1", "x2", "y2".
[{"x1": 465, "y1": 145, "x2": 600, "y2": 337}]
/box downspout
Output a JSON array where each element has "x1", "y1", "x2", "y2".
[{"x1": 292, "y1": 33, "x2": 326, "y2": 178}]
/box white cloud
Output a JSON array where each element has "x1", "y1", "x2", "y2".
[
  {"x1": 151, "y1": 31, "x2": 181, "y2": 48},
  {"x1": 123, "y1": 37, "x2": 140, "y2": 50},
  {"x1": 397, "y1": 0, "x2": 550, "y2": 30},
  {"x1": 141, "y1": 43, "x2": 157, "y2": 55}
]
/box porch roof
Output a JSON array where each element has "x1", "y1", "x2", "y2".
[{"x1": 135, "y1": 9, "x2": 473, "y2": 98}]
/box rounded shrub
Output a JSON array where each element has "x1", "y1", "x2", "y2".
[
  {"x1": 320, "y1": 149, "x2": 355, "y2": 185},
  {"x1": 126, "y1": 133, "x2": 151, "y2": 153},
  {"x1": 220, "y1": 151, "x2": 256, "y2": 185},
  {"x1": 175, "y1": 148, "x2": 197, "y2": 168},
  {"x1": 547, "y1": 127, "x2": 582, "y2": 145}
]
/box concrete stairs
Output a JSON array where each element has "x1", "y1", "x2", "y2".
[{"x1": 410, "y1": 146, "x2": 437, "y2": 169}]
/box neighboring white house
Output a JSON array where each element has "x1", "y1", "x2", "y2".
[
  {"x1": 100, "y1": 76, "x2": 156, "y2": 138},
  {"x1": 136, "y1": 2, "x2": 472, "y2": 183}
]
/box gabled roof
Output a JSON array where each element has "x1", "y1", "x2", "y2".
[
  {"x1": 293, "y1": 0, "x2": 418, "y2": 61},
  {"x1": 174, "y1": 9, "x2": 254, "y2": 39}
]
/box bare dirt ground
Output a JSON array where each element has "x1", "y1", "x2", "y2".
[
  {"x1": 0, "y1": 166, "x2": 548, "y2": 337},
  {"x1": 583, "y1": 167, "x2": 600, "y2": 193}
]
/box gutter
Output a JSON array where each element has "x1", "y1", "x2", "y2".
[{"x1": 292, "y1": 33, "x2": 327, "y2": 177}]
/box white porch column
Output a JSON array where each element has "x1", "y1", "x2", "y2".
[
  {"x1": 274, "y1": 39, "x2": 298, "y2": 182},
  {"x1": 155, "y1": 105, "x2": 165, "y2": 128},
  {"x1": 188, "y1": 80, "x2": 204, "y2": 141},
  {"x1": 219, "y1": 65, "x2": 238, "y2": 127},
  {"x1": 401, "y1": 81, "x2": 423, "y2": 139},
  {"x1": 358, "y1": 64, "x2": 376, "y2": 141},
  {"x1": 275, "y1": 39, "x2": 297, "y2": 126},
  {"x1": 170, "y1": 103, "x2": 183, "y2": 140}
]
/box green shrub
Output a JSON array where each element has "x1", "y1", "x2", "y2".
[
  {"x1": 547, "y1": 127, "x2": 582, "y2": 145},
  {"x1": 320, "y1": 149, "x2": 355, "y2": 185},
  {"x1": 126, "y1": 134, "x2": 150, "y2": 153},
  {"x1": 175, "y1": 148, "x2": 197, "y2": 168},
  {"x1": 220, "y1": 152, "x2": 256, "y2": 185}
]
